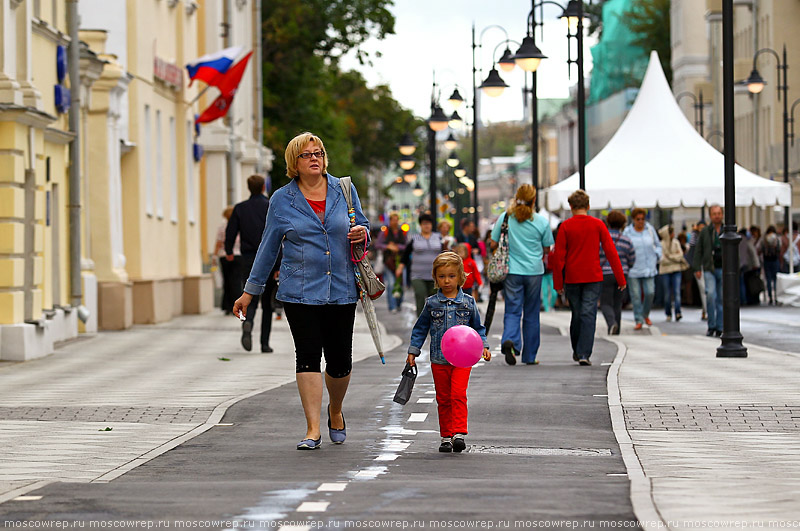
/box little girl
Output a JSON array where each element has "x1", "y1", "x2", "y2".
[{"x1": 406, "y1": 251, "x2": 491, "y2": 453}]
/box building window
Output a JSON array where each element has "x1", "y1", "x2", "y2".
[
  {"x1": 186, "y1": 121, "x2": 196, "y2": 224},
  {"x1": 156, "y1": 110, "x2": 164, "y2": 219},
  {"x1": 144, "y1": 105, "x2": 153, "y2": 216},
  {"x1": 170, "y1": 117, "x2": 178, "y2": 223}
]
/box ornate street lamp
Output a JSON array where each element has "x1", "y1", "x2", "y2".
[
  {"x1": 717, "y1": 0, "x2": 747, "y2": 358},
  {"x1": 677, "y1": 91, "x2": 708, "y2": 137},
  {"x1": 445, "y1": 133, "x2": 458, "y2": 151},
  {"x1": 512, "y1": 35, "x2": 547, "y2": 73},
  {"x1": 446, "y1": 151, "x2": 460, "y2": 168},
  {"x1": 448, "y1": 88, "x2": 464, "y2": 109},
  {"x1": 498, "y1": 46, "x2": 518, "y2": 72},
  {"x1": 449, "y1": 110, "x2": 464, "y2": 129},
  {"x1": 745, "y1": 45, "x2": 791, "y2": 227},
  {"x1": 479, "y1": 67, "x2": 509, "y2": 98},
  {"x1": 403, "y1": 169, "x2": 418, "y2": 183},
  {"x1": 399, "y1": 155, "x2": 416, "y2": 170},
  {"x1": 512, "y1": 0, "x2": 587, "y2": 196},
  {"x1": 428, "y1": 105, "x2": 450, "y2": 132},
  {"x1": 398, "y1": 133, "x2": 416, "y2": 156}
]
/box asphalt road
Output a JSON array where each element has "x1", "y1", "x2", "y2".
[{"x1": 0, "y1": 302, "x2": 640, "y2": 530}]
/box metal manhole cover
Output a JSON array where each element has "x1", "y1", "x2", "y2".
[{"x1": 466, "y1": 446, "x2": 613, "y2": 457}]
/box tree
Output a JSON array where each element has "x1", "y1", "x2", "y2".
[
  {"x1": 622, "y1": 0, "x2": 672, "y2": 83},
  {"x1": 260, "y1": 0, "x2": 400, "y2": 191},
  {"x1": 455, "y1": 122, "x2": 527, "y2": 177}
]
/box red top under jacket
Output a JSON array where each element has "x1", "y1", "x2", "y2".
[{"x1": 551, "y1": 214, "x2": 626, "y2": 291}]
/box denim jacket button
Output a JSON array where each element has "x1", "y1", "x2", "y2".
[
  {"x1": 326, "y1": 271, "x2": 331, "y2": 275},
  {"x1": 325, "y1": 251, "x2": 330, "y2": 255}
]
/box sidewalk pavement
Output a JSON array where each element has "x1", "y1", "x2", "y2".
[
  {"x1": 0, "y1": 308, "x2": 400, "y2": 504},
  {"x1": 541, "y1": 311, "x2": 800, "y2": 530}
]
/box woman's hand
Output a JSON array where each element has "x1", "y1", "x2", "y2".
[
  {"x1": 406, "y1": 354, "x2": 416, "y2": 367},
  {"x1": 348, "y1": 225, "x2": 368, "y2": 244},
  {"x1": 232, "y1": 292, "x2": 253, "y2": 320},
  {"x1": 482, "y1": 348, "x2": 492, "y2": 362}
]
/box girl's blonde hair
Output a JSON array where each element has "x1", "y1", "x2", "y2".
[
  {"x1": 285, "y1": 132, "x2": 328, "y2": 179},
  {"x1": 432, "y1": 251, "x2": 467, "y2": 288},
  {"x1": 509, "y1": 184, "x2": 536, "y2": 222}
]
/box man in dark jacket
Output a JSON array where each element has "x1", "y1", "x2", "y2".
[
  {"x1": 692, "y1": 204, "x2": 724, "y2": 337},
  {"x1": 225, "y1": 175, "x2": 276, "y2": 352}
]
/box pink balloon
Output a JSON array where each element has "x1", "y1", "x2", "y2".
[{"x1": 441, "y1": 325, "x2": 484, "y2": 368}]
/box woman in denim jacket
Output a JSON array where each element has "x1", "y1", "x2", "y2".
[
  {"x1": 406, "y1": 252, "x2": 491, "y2": 453},
  {"x1": 233, "y1": 132, "x2": 370, "y2": 451}
]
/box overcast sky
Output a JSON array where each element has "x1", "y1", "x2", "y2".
[{"x1": 340, "y1": 0, "x2": 598, "y2": 125}]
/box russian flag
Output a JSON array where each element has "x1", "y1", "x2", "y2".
[{"x1": 186, "y1": 46, "x2": 243, "y2": 87}]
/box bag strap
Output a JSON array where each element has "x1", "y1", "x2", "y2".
[{"x1": 339, "y1": 176, "x2": 354, "y2": 213}]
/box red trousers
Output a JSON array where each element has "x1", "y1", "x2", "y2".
[{"x1": 431, "y1": 363, "x2": 472, "y2": 437}]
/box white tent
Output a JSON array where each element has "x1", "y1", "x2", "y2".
[{"x1": 545, "y1": 51, "x2": 792, "y2": 211}]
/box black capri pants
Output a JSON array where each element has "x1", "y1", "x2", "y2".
[{"x1": 283, "y1": 302, "x2": 357, "y2": 378}]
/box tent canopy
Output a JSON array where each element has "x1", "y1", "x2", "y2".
[{"x1": 545, "y1": 51, "x2": 792, "y2": 211}]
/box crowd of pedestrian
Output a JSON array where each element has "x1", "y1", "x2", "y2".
[{"x1": 209, "y1": 127, "x2": 800, "y2": 454}]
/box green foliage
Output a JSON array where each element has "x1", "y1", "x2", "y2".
[
  {"x1": 622, "y1": 0, "x2": 672, "y2": 83},
  {"x1": 261, "y1": 0, "x2": 412, "y2": 193},
  {"x1": 456, "y1": 122, "x2": 527, "y2": 175}
]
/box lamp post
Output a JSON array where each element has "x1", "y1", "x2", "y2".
[
  {"x1": 677, "y1": 90, "x2": 707, "y2": 137},
  {"x1": 428, "y1": 76, "x2": 450, "y2": 227},
  {"x1": 473, "y1": 24, "x2": 517, "y2": 226},
  {"x1": 511, "y1": 0, "x2": 587, "y2": 195},
  {"x1": 717, "y1": 0, "x2": 747, "y2": 358},
  {"x1": 744, "y1": 44, "x2": 792, "y2": 228}
]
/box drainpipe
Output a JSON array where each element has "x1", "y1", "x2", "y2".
[
  {"x1": 66, "y1": 0, "x2": 83, "y2": 312},
  {"x1": 253, "y1": 0, "x2": 264, "y2": 176},
  {"x1": 225, "y1": 0, "x2": 236, "y2": 203}
]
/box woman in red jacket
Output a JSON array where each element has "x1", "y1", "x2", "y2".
[{"x1": 551, "y1": 190, "x2": 626, "y2": 366}]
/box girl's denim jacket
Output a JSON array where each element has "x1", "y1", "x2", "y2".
[
  {"x1": 408, "y1": 288, "x2": 490, "y2": 365},
  {"x1": 244, "y1": 174, "x2": 370, "y2": 305}
]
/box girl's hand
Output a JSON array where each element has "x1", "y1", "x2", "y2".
[
  {"x1": 482, "y1": 348, "x2": 491, "y2": 362},
  {"x1": 406, "y1": 354, "x2": 416, "y2": 367}
]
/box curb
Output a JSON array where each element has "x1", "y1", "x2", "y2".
[{"x1": 605, "y1": 337, "x2": 670, "y2": 531}]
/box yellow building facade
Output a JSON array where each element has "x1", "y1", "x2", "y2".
[
  {"x1": 81, "y1": 0, "x2": 212, "y2": 330},
  {"x1": 0, "y1": 0, "x2": 90, "y2": 360},
  {"x1": 0, "y1": 0, "x2": 277, "y2": 360}
]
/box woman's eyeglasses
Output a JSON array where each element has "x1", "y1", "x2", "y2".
[{"x1": 298, "y1": 150, "x2": 325, "y2": 160}]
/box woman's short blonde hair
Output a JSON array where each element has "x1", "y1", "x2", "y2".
[
  {"x1": 432, "y1": 251, "x2": 467, "y2": 288},
  {"x1": 567, "y1": 189, "x2": 590, "y2": 210},
  {"x1": 285, "y1": 132, "x2": 328, "y2": 179}
]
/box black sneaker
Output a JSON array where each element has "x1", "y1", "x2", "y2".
[
  {"x1": 572, "y1": 352, "x2": 579, "y2": 362},
  {"x1": 609, "y1": 323, "x2": 619, "y2": 335},
  {"x1": 452, "y1": 434, "x2": 466, "y2": 453},
  {"x1": 578, "y1": 358, "x2": 592, "y2": 366},
  {"x1": 706, "y1": 329, "x2": 715, "y2": 337},
  {"x1": 241, "y1": 322, "x2": 253, "y2": 352},
  {"x1": 502, "y1": 340, "x2": 517, "y2": 366},
  {"x1": 714, "y1": 329, "x2": 722, "y2": 337},
  {"x1": 261, "y1": 345, "x2": 273, "y2": 353},
  {"x1": 439, "y1": 438, "x2": 453, "y2": 453}
]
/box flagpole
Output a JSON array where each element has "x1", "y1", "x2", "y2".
[{"x1": 189, "y1": 84, "x2": 212, "y2": 106}]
